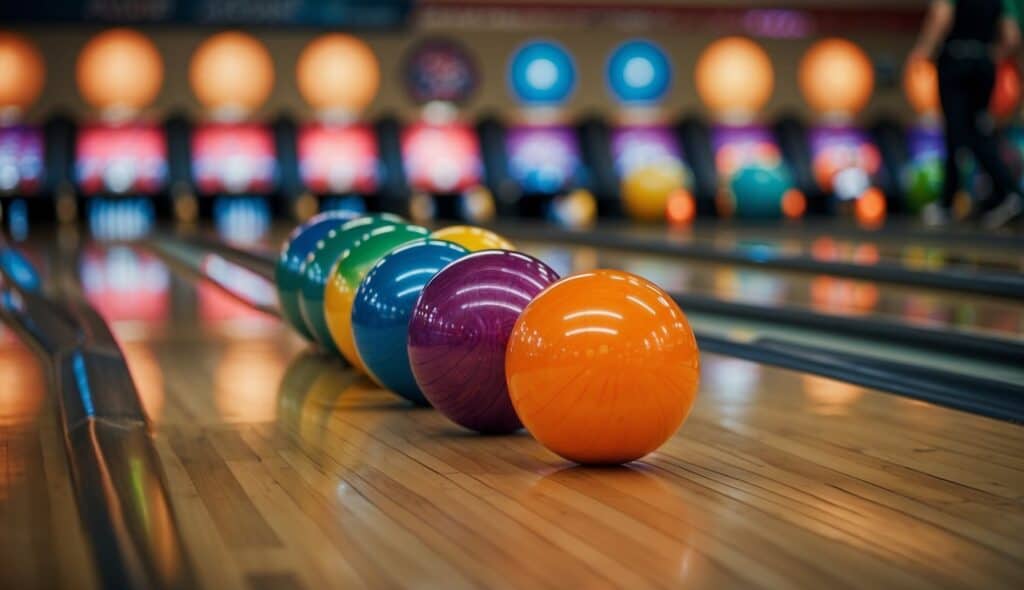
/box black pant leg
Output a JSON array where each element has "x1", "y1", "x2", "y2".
[
  {"x1": 964, "y1": 60, "x2": 1019, "y2": 207},
  {"x1": 938, "y1": 59, "x2": 969, "y2": 208}
]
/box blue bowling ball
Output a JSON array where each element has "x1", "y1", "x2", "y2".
[
  {"x1": 351, "y1": 239, "x2": 469, "y2": 405},
  {"x1": 275, "y1": 210, "x2": 360, "y2": 339}
]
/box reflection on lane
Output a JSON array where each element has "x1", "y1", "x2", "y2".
[
  {"x1": 620, "y1": 223, "x2": 1024, "y2": 272},
  {"x1": 521, "y1": 242, "x2": 1024, "y2": 340}
]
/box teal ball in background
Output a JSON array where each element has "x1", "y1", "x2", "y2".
[
  {"x1": 275, "y1": 210, "x2": 359, "y2": 339},
  {"x1": 351, "y1": 239, "x2": 469, "y2": 405},
  {"x1": 729, "y1": 163, "x2": 795, "y2": 218}
]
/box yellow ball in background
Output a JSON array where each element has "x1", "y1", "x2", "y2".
[
  {"x1": 430, "y1": 225, "x2": 513, "y2": 251},
  {"x1": 621, "y1": 161, "x2": 688, "y2": 222}
]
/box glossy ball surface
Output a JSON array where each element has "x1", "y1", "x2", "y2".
[
  {"x1": 351, "y1": 239, "x2": 469, "y2": 404},
  {"x1": 408, "y1": 251, "x2": 559, "y2": 433},
  {"x1": 323, "y1": 223, "x2": 430, "y2": 372},
  {"x1": 506, "y1": 270, "x2": 700, "y2": 464},
  {"x1": 429, "y1": 225, "x2": 514, "y2": 251},
  {"x1": 276, "y1": 210, "x2": 359, "y2": 339},
  {"x1": 296, "y1": 213, "x2": 403, "y2": 351}
]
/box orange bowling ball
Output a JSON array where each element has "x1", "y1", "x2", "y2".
[
  {"x1": 506, "y1": 270, "x2": 700, "y2": 465},
  {"x1": 991, "y1": 58, "x2": 1022, "y2": 120},
  {"x1": 904, "y1": 56, "x2": 939, "y2": 117}
]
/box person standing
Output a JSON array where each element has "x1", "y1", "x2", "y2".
[{"x1": 911, "y1": 0, "x2": 1023, "y2": 228}]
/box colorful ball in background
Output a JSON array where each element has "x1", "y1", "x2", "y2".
[
  {"x1": 402, "y1": 37, "x2": 478, "y2": 106},
  {"x1": 351, "y1": 239, "x2": 469, "y2": 405},
  {"x1": 430, "y1": 225, "x2": 514, "y2": 251},
  {"x1": 508, "y1": 40, "x2": 576, "y2": 106},
  {"x1": 606, "y1": 39, "x2": 672, "y2": 105},
  {"x1": 275, "y1": 209, "x2": 359, "y2": 339},
  {"x1": 549, "y1": 188, "x2": 597, "y2": 228},
  {"x1": 726, "y1": 163, "x2": 805, "y2": 219},
  {"x1": 505, "y1": 270, "x2": 700, "y2": 464},
  {"x1": 408, "y1": 250, "x2": 559, "y2": 433},
  {"x1": 990, "y1": 58, "x2": 1022, "y2": 121},
  {"x1": 620, "y1": 160, "x2": 691, "y2": 222},
  {"x1": 902, "y1": 158, "x2": 943, "y2": 213}
]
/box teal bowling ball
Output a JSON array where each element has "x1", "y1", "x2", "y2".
[
  {"x1": 351, "y1": 239, "x2": 469, "y2": 405},
  {"x1": 727, "y1": 163, "x2": 795, "y2": 218},
  {"x1": 903, "y1": 158, "x2": 943, "y2": 213},
  {"x1": 275, "y1": 210, "x2": 359, "y2": 339},
  {"x1": 296, "y1": 213, "x2": 403, "y2": 351}
]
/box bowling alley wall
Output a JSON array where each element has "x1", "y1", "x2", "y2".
[{"x1": 14, "y1": 19, "x2": 919, "y2": 124}]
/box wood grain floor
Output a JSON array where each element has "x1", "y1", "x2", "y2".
[
  {"x1": 122, "y1": 308, "x2": 1024, "y2": 589},
  {"x1": 3, "y1": 239, "x2": 1024, "y2": 589},
  {"x1": 0, "y1": 331, "x2": 99, "y2": 590}
]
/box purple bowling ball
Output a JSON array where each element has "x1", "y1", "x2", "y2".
[{"x1": 408, "y1": 250, "x2": 559, "y2": 434}]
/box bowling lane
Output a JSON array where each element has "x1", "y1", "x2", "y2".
[
  {"x1": 512, "y1": 221, "x2": 1024, "y2": 274},
  {"x1": 0, "y1": 327, "x2": 100, "y2": 590},
  {"x1": 516, "y1": 240, "x2": 1024, "y2": 344},
  {"x1": 61, "y1": 241, "x2": 1024, "y2": 589}
]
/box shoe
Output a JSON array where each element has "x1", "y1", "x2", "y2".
[
  {"x1": 981, "y1": 194, "x2": 1023, "y2": 229},
  {"x1": 922, "y1": 202, "x2": 950, "y2": 227}
]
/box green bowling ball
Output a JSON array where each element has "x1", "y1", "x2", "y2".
[
  {"x1": 322, "y1": 223, "x2": 431, "y2": 372},
  {"x1": 903, "y1": 158, "x2": 943, "y2": 213},
  {"x1": 296, "y1": 213, "x2": 405, "y2": 351},
  {"x1": 728, "y1": 163, "x2": 796, "y2": 219}
]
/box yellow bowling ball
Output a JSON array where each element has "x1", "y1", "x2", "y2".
[
  {"x1": 621, "y1": 162, "x2": 688, "y2": 222},
  {"x1": 430, "y1": 225, "x2": 513, "y2": 251}
]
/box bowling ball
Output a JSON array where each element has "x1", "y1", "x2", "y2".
[
  {"x1": 506, "y1": 270, "x2": 700, "y2": 464},
  {"x1": 351, "y1": 239, "x2": 469, "y2": 404},
  {"x1": 296, "y1": 213, "x2": 403, "y2": 351},
  {"x1": 549, "y1": 188, "x2": 597, "y2": 228},
  {"x1": 408, "y1": 251, "x2": 559, "y2": 433},
  {"x1": 903, "y1": 158, "x2": 943, "y2": 213},
  {"x1": 854, "y1": 187, "x2": 887, "y2": 228},
  {"x1": 323, "y1": 223, "x2": 430, "y2": 372},
  {"x1": 430, "y1": 225, "x2": 513, "y2": 251},
  {"x1": 276, "y1": 210, "x2": 359, "y2": 339},
  {"x1": 727, "y1": 164, "x2": 803, "y2": 219},
  {"x1": 666, "y1": 188, "x2": 697, "y2": 226},
  {"x1": 621, "y1": 161, "x2": 689, "y2": 222}
]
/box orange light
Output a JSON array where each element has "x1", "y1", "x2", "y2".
[
  {"x1": 76, "y1": 28, "x2": 163, "y2": 114},
  {"x1": 695, "y1": 37, "x2": 774, "y2": 120},
  {"x1": 296, "y1": 34, "x2": 380, "y2": 116},
  {"x1": 782, "y1": 189, "x2": 806, "y2": 219},
  {"x1": 904, "y1": 56, "x2": 940, "y2": 117},
  {"x1": 799, "y1": 38, "x2": 874, "y2": 117},
  {"x1": 190, "y1": 31, "x2": 274, "y2": 116},
  {"x1": 666, "y1": 188, "x2": 696, "y2": 226},
  {"x1": 0, "y1": 31, "x2": 44, "y2": 114},
  {"x1": 855, "y1": 187, "x2": 887, "y2": 228}
]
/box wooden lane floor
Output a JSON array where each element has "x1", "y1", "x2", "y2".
[
  {"x1": 0, "y1": 328, "x2": 100, "y2": 590},
  {"x1": 96, "y1": 265, "x2": 1024, "y2": 589}
]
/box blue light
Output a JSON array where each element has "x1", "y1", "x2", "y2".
[
  {"x1": 0, "y1": 249, "x2": 41, "y2": 292},
  {"x1": 73, "y1": 352, "x2": 96, "y2": 417},
  {"x1": 508, "y1": 40, "x2": 576, "y2": 105},
  {"x1": 606, "y1": 40, "x2": 672, "y2": 105}
]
